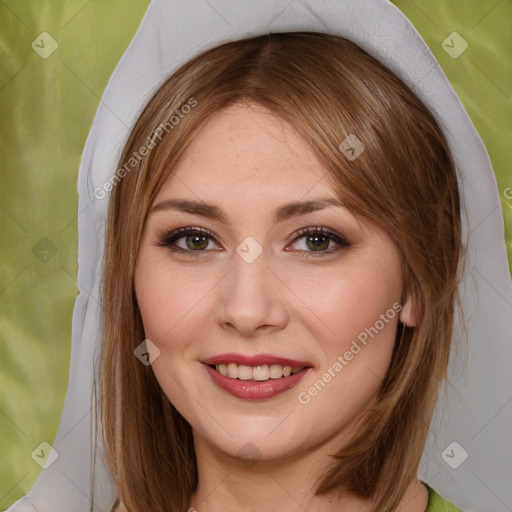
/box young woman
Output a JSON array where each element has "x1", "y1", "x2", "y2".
[
  {"x1": 7, "y1": 2, "x2": 511, "y2": 512},
  {"x1": 101, "y1": 32, "x2": 462, "y2": 512}
]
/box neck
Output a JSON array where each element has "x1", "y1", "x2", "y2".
[{"x1": 188, "y1": 433, "x2": 428, "y2": 512}]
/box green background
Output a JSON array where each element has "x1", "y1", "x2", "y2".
[{"x1": 1, "y1": 1, "x2": 510, "y2": 508}]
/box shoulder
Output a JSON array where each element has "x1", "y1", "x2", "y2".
[{"x1": 423, "y1": 483, "x2": 465, "y2": 512}]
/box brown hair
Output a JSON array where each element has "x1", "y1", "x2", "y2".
[{"x1": 98, "y1": 32, "x2": 461, "y2": 512}]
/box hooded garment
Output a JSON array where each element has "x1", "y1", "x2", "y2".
[{"x1": 7, "y1": 1, "x2": 512, "y2": 511}]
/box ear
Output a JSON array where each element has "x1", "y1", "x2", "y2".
[{"x1": 400, "y1": 293, "x2": 417, "y2": 327}]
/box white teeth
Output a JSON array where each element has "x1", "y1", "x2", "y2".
[
  {"x1": 214, "y1": 363, "x2": 305, "y2": 381},
  {"x1": 237, "y1": 365, "x2": 253, "y2": 380},
  {"x1": 269, "y1": 364, "x2": 283, "y2": 379},
  {"x1": 227, "y1": 363, "x2": 238, "y2": 378},
  {"x1": 253, "y1": 365, "x2": 270, "y2": 381}
]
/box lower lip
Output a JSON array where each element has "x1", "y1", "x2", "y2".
[{"x1": 203, "y1": 364, "x2": 311, "y2": 400}]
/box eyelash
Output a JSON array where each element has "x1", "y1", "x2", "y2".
[{"x1": 154, "y1": 226, "x2": 350, "y2": 258}]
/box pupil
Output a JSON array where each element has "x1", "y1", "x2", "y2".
[
  {"x1": 187, "y1": 235, "x2": 207, "y2": 250},
  {"x1": 308, "y1": 235, "x2": 328, "y2": 250}
]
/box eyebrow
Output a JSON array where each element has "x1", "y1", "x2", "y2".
[{"x1": 149, "y1": 197, "x2": 346, "y2": 224}]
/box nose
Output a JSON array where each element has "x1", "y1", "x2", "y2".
[{"x1": 215, "y1": 246, "x2": 289, "y2": 337}]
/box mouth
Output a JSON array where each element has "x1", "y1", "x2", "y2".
[{"x1": 201, "y1": 353, "x2": 313, "y2": 400}]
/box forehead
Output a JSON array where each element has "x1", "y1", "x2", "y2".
[{"x1": 154, "y1": 102, "x2": 338, "y2": 203}]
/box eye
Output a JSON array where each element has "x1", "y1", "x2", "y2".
[
  {"x1": 154, "y1": 225, "x2": 350, "y2": 257},
  {"x1": 154, "y1": 227, "x2": 220, "y2": 256},
  {"x1": 287, "y1": 226, "x2": 350, "y2": 257}
]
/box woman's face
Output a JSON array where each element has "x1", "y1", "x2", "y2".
[{"x1": 134, "y1": 102, "x2": 414, "y2": 464}]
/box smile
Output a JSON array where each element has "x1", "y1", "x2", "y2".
[
  {"x1": 201, "y1": 353, "x2": 312, "y2": 400},
  {"x1": 212, "y1": 363, "x2": 305, "y2": 381}
]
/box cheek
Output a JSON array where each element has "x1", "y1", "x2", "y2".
[
  {"x1": 294, "y1": 259, "x2": 402, "y2": 349},
  {"x1": 293, "y1": 266, "x2": 402, "y2": 432},
  {"x1": 134, "y1": 251, "x2": 218, "y2": 355},
  {"x1": 134, "y1": 256, "x2": 185, "y2": 345}
]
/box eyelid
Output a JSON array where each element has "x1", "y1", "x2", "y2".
[
  {"x1": 154, "y1": 226, "x2": 219, "y2": 250},
  {"x1": 292, "y1": 226, "x2": 349, "y2": 245}
]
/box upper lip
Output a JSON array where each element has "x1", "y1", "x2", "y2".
[{"x1": 202, "y1": 352, "x2": 312, "y2": 368}]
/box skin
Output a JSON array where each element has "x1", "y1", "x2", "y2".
[{"x1": 128, "y1": 101, "x2": 426, "y2": 512}]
